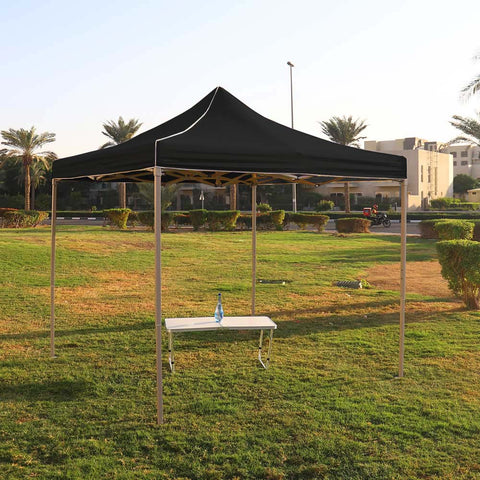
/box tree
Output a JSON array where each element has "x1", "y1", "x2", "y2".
[
  {"x1": 136, "y1": 183, "x2": 179, "y2": 211},
  {"x1": 461, "y1": 54, "x2": 480, "y2": 99},
  {"x1": 449, "y1": 115, "x2": 480, "y2": 146},
  {"x1": 14, "y1": 160, "x2": 51, "y2": 210},
  {"x1": 453, "y1": 174, "x2": 479, "y2": 195},
  {"x1": 100, "y1": 117, "x2": 142, "y2": 208},
  {"x1": 1, "y1": 127, "x2": 56, "y2": 210},
  {"x1": 319, "y1": 115, "x2": 368, "y2": 213}
]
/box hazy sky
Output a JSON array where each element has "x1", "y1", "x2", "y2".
[{"x1": 1, "y1": 0, "x2": 479, "y2": 158}]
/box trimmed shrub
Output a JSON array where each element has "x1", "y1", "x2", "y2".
[
  {"x1": 256, "y1": 203, "x2": 272, "y2": 213},
  {"x1": 419, "y1": 220, "x2": 440, "y2": 239},
  {"x1": 434, "y1": 220, "x2": 474, "y2": 240},
  {"x1": 104, "y1": 208, "x2": 131, "y2": 229},
  {"x1": 290, "y1": 213, "x2": 329, "y2": 232},
  {"x1": 2, "y1": 210, "x2": 48, "y2": 228},
  {"x1": 189, "y1": 209, "x2": 208, "y2": 231},
  {"x1": 138, "y1": 211, "x2": 154, "y2": 230},
  {"x1": 430, "y1": 197, "x2": 460, "y2": 210},
  {"x1": 436, "y1": 240, "x2": 480, "y2": 309},
  {"x1": 0, "y1": 208, "x2": 18, "y2": 226},
  {"x1": 269, "y1": 210, "x2": 285, "y2": 230},
  {"x1": 316, "y1": 200, "x2": 335, "y2": 212},
  {"x1": 136, "y1": 211, "x2": 176, "y2": 231},
  {"x1": 336, "y1": 217, "x2": 370, "y2": 233},
  {"x1": 254, "y1": 210, "x2": 286, "y2": 231},
  {"x1": 206, "y1": 210, "x2": 240, "y2": 231},
  {"x1": 237, "y1": 214, "x2": 252, "y2": 230}
]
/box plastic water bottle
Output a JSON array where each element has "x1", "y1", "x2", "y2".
[{"x1": 214, "y1": 293, "x2": 224, "y2": 322}]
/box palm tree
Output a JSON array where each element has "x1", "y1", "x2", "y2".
[
  {"x1": 100, "y1": 117, "x2": 142, "y2": 208},
  {"x1": 461, "y1": 54, "x2": 480, "y2": 99},
  {"x1": 1, "y1": 127, "x2": 56, "y2": 210},
  {"x1": 449, "y1": 115, "x2": 480, "y2": 146},
  {"x1": 15, "y1": 160, "x2": 51, "y2": 210},
  {"x1": 319, "y1": 116, "x2": 368, "y2": 213}
]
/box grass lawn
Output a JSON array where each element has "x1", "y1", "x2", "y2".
[{"x1": 1, "y1": 226, "x2": 480, "y2": 479}]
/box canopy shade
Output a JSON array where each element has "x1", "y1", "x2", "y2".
[{"x1": 52, "y1": 86, "x2": 406, "y2": 185}]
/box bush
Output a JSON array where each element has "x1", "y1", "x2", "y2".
[
  {"x1": 290, "y1": 213, "x2": 329, "y2": 232},
  {"x1": 434, "y1": 220, "x2": 474, "y2": 240},
  {"x1": 256, "y1": 203, "x2": 272, "y2": 213},
  {"x1": 336, "y1": 217, "x2": 370, "y2": 233},
  {"x1": 136, "y1": 211, "x2": 176, "y2": 231},
  {"x1": 2, "y1": 210, "x2": 48, "y2": 228},
  {"x1": 316, "y1": 200, "x2": 334, "y2": 212},
  {"x1": 104, "y1": 208, "x2": 131, "y2": 229},
  {"x1": 419, "y1": 220, "x2": 440, "y2": 239},
  {"x1": 206, "y1": 210, "x2": 240, "y2": 231},
  {"x1": 430, "y1": 197, "x2": 460, "y2": 210},
  {"x1": 137, "y1": 211, "x2": 154, "y2": 230},
  {"x1": 189, "y1": 209, "x2": 208, "y2": 231},
  {"x1": 254, "y1": 210, "x2": 286, "y2": 231},
  {"x1": 436, "y1": 240, "x2": 480, "y2": 309}
]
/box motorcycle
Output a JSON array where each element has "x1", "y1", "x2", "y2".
[
  {"x1": 370, "y1": 212, "x2": 391, "y2": 227},
  {"x1": 362, "y1": 207, "x2": 391, "y2": 228}
]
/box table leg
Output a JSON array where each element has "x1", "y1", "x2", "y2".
[
  {"x1": 168, "y1": 331, "x2": 175, "y2": 372},
  {"x1": 258, "y1": 329, "x2": 274, "y2": 369},
  {"x1": 258, "y1": 329, "x2": 264, "y2": 367}
]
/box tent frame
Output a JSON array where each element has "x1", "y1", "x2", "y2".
[{"x1": 49, "y1": 170, "x2": 407, "y2": 425}]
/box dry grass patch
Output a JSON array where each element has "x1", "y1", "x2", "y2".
[{"x1": 366, "y1": 260, "x2": 453, "y2": 299}]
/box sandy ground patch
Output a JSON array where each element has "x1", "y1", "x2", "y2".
[{"x1": 366, "y1": 261, "x2": 454, "y2": 299}]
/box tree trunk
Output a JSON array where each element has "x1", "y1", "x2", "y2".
[
  {"x1": 31, "y1": 184, "x2": 35, "y2": 210},
  {"x1": 118, "y1": 183, "x2": 127, "y2": 208},
  {"x1": 230, "y1": 184, "x2": 237, "y2": 210},
  {"x1": 344, "y1": 182, "x2": 350, "y2": 213},
  {"x1": 24, "y1": 164, "x2": 31, "y2": 211}
]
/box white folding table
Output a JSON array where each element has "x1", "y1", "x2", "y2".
[{"x1": 164, "y1": 316, "x2": 277, "y2": 372}]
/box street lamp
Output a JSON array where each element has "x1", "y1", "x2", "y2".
[
  {"x1": 287, "y1": 61, "x2": 297, "y2": 212},
  {"x1": 199, "y1": 190, "x2": 205, "y2": 210}
]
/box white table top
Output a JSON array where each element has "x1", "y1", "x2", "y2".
[{"x1": 165, "y1": 316, "x2": 277, "y2": 332}]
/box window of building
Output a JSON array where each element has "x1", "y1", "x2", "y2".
[
  {"x1": 427, "y1": 166, "x2": 431, "y2": 183},
  {"x1": 461, "y1": 160, "x2": 468, "y2": 166},
  {"x1": 472, "y1": 191, "x2": 477, "y2": 195},
  {"x1": 461, "y1": 151, "x2": 468, "y2": 157},
  {"x1": 451, "y1": 151, "x2": 457, "y2": 158},
  {"x1": 420, "y1": 165, "x2": 424, "y2": 182},
  {"x1": 453, "y1": 161, "x2": 457, "y2": 166}
]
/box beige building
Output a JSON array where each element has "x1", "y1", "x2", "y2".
[
  {"x1": 443, "y1": 144, "x2": 480, "y2": 179},
  {"x1": 315, "y1": 137, "x2": 453, "y2": 210}
]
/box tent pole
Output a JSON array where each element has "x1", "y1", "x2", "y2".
[
  {"x1": 50, "y1": 179, "x2": 58, "y2": 358},
  {"x1": 154, "y1": 168, "x2": 164, "y2": 424},
  {"x1": 252, "y1": 183, "x2": 257, "y2": 316},
  {"x1": 399, "y1": 179, "x2": 407, "y2": 377}
]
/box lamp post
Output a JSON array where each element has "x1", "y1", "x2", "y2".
[
  {"x1": 199, "y1": 190, "x2": 205, "y2": 210},
  {"x1": 287, "y1": 61, "x2": 297, "y2": 212}
]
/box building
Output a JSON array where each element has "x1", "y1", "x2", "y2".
[
  {"x1": 443, "y1": 144, "x2": 480, "y2": 179},
  {"x1": 314, "y1": 137, "x2": 453, "y2": 210}
]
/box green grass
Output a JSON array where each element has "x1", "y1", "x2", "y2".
[{"x1": 1, "y1": 227, "x2": 480, "y2": 479}]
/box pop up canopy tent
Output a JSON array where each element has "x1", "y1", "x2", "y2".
[{"x1": 51, "y1": 86, "x2": 407, "y2": 424}]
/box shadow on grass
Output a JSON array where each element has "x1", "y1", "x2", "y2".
[
  {"x1": 0, "y1": 320, "x2": 154, "y2": 342},
  {"x1": 0, "y1": 379, "x2": 93, "y2": 401}
]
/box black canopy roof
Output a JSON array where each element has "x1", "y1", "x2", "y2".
[{"x1": 52, "y1": 87, "x2": 406, "y2": 185}]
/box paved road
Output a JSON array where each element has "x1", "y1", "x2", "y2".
[{"x1": 48, "y1": 218, "x2": 421, "y2": 235}]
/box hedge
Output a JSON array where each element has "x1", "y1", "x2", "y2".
[
  {"x1": 436, "y1": 240, "x2": 480, "y2": 309},
  {"x1": 206, "y1": 210, "x2": 240, "y2": 231},
  {"x1": 288, "y1": 213, "x2": 329, "y2": 232},
  {"x1": 420, "y1": 219, "x2": 475, "y2": 240},
  {"x1": 336, "y1": 217, "x2": 370, "y2": 233},
  {"x1": 104, "y1": 208, "x2": 131, "y2": 229},
  {"x1": 315, "y1": 200, "x2": 335, "y2": 212},
  {"x1": 2, "y1": 210, "x2": 48, "y2": 228},
  {"x1": 187, "y1": 209, "x2": 206, "y2": 231},
  {"x1": 434, "y1": 220, "x2": 474, "y2": 240},
  {"x1": 419, "y1": 220, "x2": 440, "y2": 239}
]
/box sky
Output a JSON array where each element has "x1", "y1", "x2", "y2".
[{"x1": 1, "y1": 0, "x2": 480, "y2": 158}]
